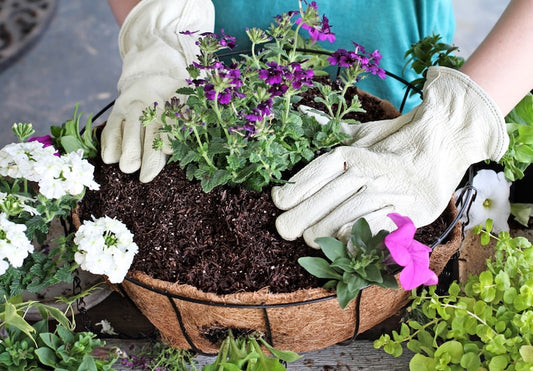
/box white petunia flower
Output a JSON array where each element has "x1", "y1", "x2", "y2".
[
  {"x1": 74, "y1": 216, "x2": 137, "y2": 283},
  {"x1": 0, "y1": 213, "x2": 34, "y2": 274},
  {"x1": 455, "y1": 169, "x2": 511, "y2": 233}
]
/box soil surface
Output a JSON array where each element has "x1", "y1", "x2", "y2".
[{"x1": 79, "y1": 82, "x2": 449, "y2": 295}]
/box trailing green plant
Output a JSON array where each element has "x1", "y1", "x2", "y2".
[
  {"x1": 202, "y1": 330, "x2": 302, "y2": 371},
  {"x1": 374, "y1": 219, "x2": 533, "y2": 371},
  {"x1": 403, "y1": 33, "x2": 465, "y2": 95},
  {"x1": 0, "y1": 292, "x2": 118, "y2": 370},
  {"x1": 119, "y1": 341, "x2": 198, "y2": 371},
  {"x1": 501, "y1": 92, "x2": 533, "y2": 182},
  {"x1": 143, "y1": 0, "x2": 386, "y2": 192}
]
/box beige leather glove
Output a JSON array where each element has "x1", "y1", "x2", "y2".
[
  {"x1": 101, "y1": 0, "x2": 214, "y2": 182},
  {"x1": 272, "y1": 66, "x2": 509, "y2": 248}
]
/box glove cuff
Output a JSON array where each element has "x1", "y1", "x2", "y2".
[
  {"x1": 425, "y1": 66, "x2": 509, "y2": 161},
  {"x1": 118, "y1": 0, "x2": 214, "y2": 59}
]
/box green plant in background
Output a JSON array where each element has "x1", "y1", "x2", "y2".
[
  {"x1": 203, "y1": 330, "x2": 301, "y2": 371},
  {"x1": 500, "y1": 92, "x2": 533, "y2": 182},
  {"x1": 374, "y1": 220, "x2": 533, "y2": 370},
  {"x1": 0, "y1": 290, "x2": 118, "y2": 370},
  {"x1": 403, "y1": 33, "x2": 465, "y2": 96}
]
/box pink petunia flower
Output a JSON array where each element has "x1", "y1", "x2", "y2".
[{"x1": 384, "y1": 213, "x2": 438, "y2": 290}]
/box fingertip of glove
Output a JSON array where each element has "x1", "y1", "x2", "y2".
[
  {"x1": 139, "y1": 152, "x2": 168, "y2": 183},
  {"x1": 119, "y1": 156, "x2": 142, "y2": 175},
  {"x1": 275, "y1": 213, "x2": 302, "y2": 242}
]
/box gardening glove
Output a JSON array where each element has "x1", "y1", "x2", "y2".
[
  {"x1": 272, "y1": 66, "x2": 509, "y2": 248},
  {"x1": 101, "y1": 0, "x2": 214, "y2": 183}
]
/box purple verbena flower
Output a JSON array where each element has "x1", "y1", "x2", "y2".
[
  {"x1": 257, "y1": 99, "x2": 273, "y2": 116},
  {"x1": 327, "y1": 49, "x2": 358, "y2": 68},
  {"x1": 258, "y1": 61, "x2": 285, "y2": 85},
  {"x1": 218, "y1": 29, "x2": 237, "y2": 49}
]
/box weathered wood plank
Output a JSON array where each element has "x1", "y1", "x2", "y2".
[{"x1": 104, "y1": 338, "x2": 412, "y2": 370}]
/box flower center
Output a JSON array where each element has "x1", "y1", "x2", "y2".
[
  {"x1": 482, "y1": 198, "x2": 492, "y2": 209},
  {"x1": 104, "y1": 231, "x2": 118, "y2": 247}
]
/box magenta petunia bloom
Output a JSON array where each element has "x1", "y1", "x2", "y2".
[
  {"x1": 384, "y1": 213, "x2": 438, "y2": 290},
  {"x1": 29, "y1": 135, "x2": 59, "y2": 156}
]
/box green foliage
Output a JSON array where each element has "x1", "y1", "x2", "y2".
[
  {"x1": 374, "y1": 221, "x2": 533, "y2": 370},
  {"x1": 0, "y1": 296, "x2": 118, "y2": 370},
  {"x1": 403, "y1": 33, "x2": 465, "y2": 95},
  {"x1": 298, "y1": 218, "x2": 398, "y2": 309},
  {"x1": 0, "y1": 234, "x2": 77, "y2": 301},
  {"x1": 120, "y1": 342, "x2": 198, "y2": 370},
  {"x1": 203, "y1": 331, "x2": 302, "y2": 371},
  {"x1": 501, "y1": 92, "x2": 533, "y2": 181},
  {"x1": 50, "y1": 103, "x2": 99, "y2": 158}
]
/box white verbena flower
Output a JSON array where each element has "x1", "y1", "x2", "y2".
[
  {"x1": 0, "y1": 142, "x2": 99, "y2": 200},
  {"x1": 74, "y1": 216, "x2": 138, "y2": 283},
  {"x1": 455, "y1": 169, "x2": 511, "y2": 233},
  {"x1": 0, "y1": 212, "x2": 34, "y2": 274}
]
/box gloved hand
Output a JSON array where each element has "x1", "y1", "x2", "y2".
[
  {"x1": 101, "y1": 0, "x2": 214, "y2": 182},
  {"x1": 272, "y1": 66, "x2": 509, "y2": 248}
]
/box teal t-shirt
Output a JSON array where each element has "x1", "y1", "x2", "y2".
[{"x1": 212, "y1": 0, "x2": 455, "y2": 112}]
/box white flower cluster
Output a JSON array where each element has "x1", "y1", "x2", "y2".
[
  {"x1": 0, "y1": 212, "x2": 34, "y2": 274},
  {"x1": 74, "y1": 216, "x2": 138, "y2": 283},
  {"x1": 0, "y1": 142, "x2": 100, "y2": 199}
]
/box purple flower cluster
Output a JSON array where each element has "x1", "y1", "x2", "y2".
[
  {"x1": 328, "y1": 43, "x2": 386, "y2": 79},
  {"x1": 204, "y1": 66, "x2": 244, "y2": 104},
  {"x1": 296, "y1": 14, "x2": 335, "y2": 43},
  {"x1": 258, "y1": 61, "x2": 314, "y2": 97},
  {"x1": 295, "y1": 1, "x2": 336, "y2": 43}
]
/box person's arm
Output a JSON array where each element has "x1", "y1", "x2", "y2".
[
  {"x1": 460, "y1": 0, "x2": 533, "y2": 116},
  {"x1": 108, "y1": 0, "x2": 141, "y2": 26}
]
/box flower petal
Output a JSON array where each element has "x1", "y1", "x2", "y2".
[{"x1": 384, "y1": 213, "x2": 417, "y2": 266}]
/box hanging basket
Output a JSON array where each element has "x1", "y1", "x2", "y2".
[
  {"x1": 83, "y1": 66, "x2": 465, "y2": 355},
  {"x1": 115, "y1": 198, "x2": 462, "y2": 355}
]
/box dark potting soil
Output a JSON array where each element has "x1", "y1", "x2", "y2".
[{"x1": 79, "y1": 82, "x2": 449, "y2": 295}]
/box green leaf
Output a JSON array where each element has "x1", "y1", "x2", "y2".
[
  {"x1": 460, "y1": 352, "x2": 482, "y2": 371},
  {"x1": 259, "y1": 339, "x2": 302, "y2": 363},
  {"x1": 488, "y1": 355, "x2": 509, "y2": 371},
  {"x1": 39, "y1": 332, "x2": 60, "y2": 351},
  {"x1": 409, "y1": 353, "x2": 437, "y2": 371},
  {"x1": 35, "y1": 347, "x2": 57, "y2": 367},
  {"x1": 434, "y1": 341, "x2": 463, "y2": 364},
  {"x1": 297, "y1": 257, "x2": 343, "y2": 280},
  {"x1": 519, "y1": 345, "x2": 533, "y2": 363},
  {"x1": 315, "y1": 237, "x2": 345, "y2": 262},
  {"x1": 77, "y1": 354, "x2": 98, "y2": 371},
  {"x1": 336, "y1": 281, "x2": 358, "y2": 309},
  {"x1": 2, "y1": 301, "x2": 36, "y2": 344}
]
